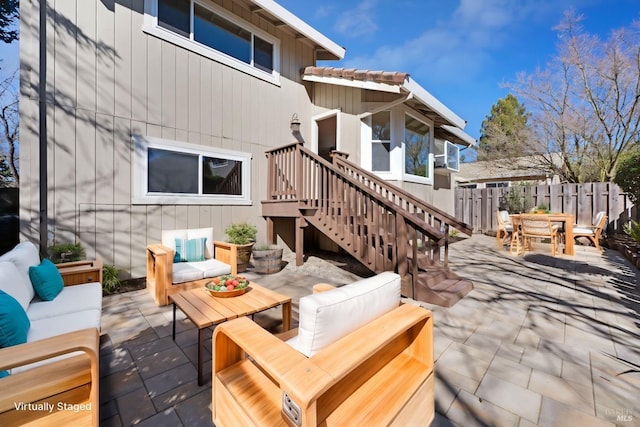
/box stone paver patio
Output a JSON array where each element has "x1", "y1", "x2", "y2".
[{"x1": 98, "y1": 234, "x2": 640, "y2": 426}]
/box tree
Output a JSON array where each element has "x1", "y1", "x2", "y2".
[
  {"x1": 0, "y1": 0, "x2": 19, "y2": 44},
  {"x1": 614, "y1": 146, "x2": 640, "y2": 204},
  {"x1": 477, "y1": 94, "x2": 531, "y2": 161},
  {"x1": 508, "y1": 11, "x2": 640, "y2": 183},
  {"x1": 0, "y1": 69, "x2": 18, "y2": 187}
]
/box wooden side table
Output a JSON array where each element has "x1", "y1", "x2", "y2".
[{"x1": 56, "y1": 259, "x2": 103, "y2": 286}]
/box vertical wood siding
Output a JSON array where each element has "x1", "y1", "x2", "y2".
[{"x1": 20, "y1": 0, "x2": 319, "y2": 277}]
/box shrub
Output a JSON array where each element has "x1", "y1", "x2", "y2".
[
  {"x1": 224, "y1": 222, "x2": 257, "y2": 245},
  {"x1": 623, "y1": 220, "x2": 640, "y2": 244},
  {"x1": 614, "y1": 147, "x2": 640, "y2": 204},
  {"x1": 102, "y1": 264, "x2": 121, "y2": 294}
]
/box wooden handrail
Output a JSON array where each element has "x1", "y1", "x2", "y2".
[{"x1": 333, "y1": 156, "x2": 473, "y2": 236}]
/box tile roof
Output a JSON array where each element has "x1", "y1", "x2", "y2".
[{"x1": 303, "y1": 66, "x2": 408, "y2": 85}]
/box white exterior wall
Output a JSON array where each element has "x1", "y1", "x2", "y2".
[{"x1": 20, "y1": 0, "x2": 318, "y2": 277}]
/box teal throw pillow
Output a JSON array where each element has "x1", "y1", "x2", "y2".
[
  {"x1": 175, "y1": 237, "x2": 206, "y2": 262},
  {"x1": 28, "y1": 259, "x2": 64, "y2": 301},
  {"x1": 0, "y1": 290, "x2": 30, "y2": 349}
]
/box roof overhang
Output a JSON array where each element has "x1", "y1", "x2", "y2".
[
  {"x1": 248, "y1": 0, "x2": 345, "y2": 60},
  {"x1": 436, "y1": 125, "x2": 476, "y2": 147},
  {"x1": 302, "y1": 67, "x2": 476, "y2": 147}
]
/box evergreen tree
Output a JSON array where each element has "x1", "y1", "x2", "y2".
[
  {"x1": 0, "y1": 0, "x2": 19, "y2": 44},
  {"x1": 477, "y1": 94, "x2": 531, "y2": 161}
]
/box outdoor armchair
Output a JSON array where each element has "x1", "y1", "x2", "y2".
[
  {"x1": 211, "y1": 272, "x2": 435, "y2": 426},
  {"x1": 520, "y1": 214, "x2": 560, "y2": 256},
  {"x1": 496, "y1": 210, "x2": 513, "y2": 248},
  {"x1": 573, "y1": 211, "x2": 607, "y2": 252}
]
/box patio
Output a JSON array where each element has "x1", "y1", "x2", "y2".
[{"x1": 98, "y1": 234, "x2": 640, "y2": 426}]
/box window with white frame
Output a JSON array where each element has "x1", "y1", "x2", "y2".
[
  {"x1": 133, "y1": 135, "x2": 252, "y2": 205},
  {"x1": 145, "y1": 0, "x2": 280, "y2": 83},
  {"x1": 434, "y1": 139, "x2": 460, "y2": 171},
  {"x1": 371, "y1": 111, "x2": 391, "y2": 172},
  {"x1": 404, "y1": 114, "x2": 431, "y2": 179}
]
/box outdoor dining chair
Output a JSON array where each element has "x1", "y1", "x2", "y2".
[
  {"x1": 520, "y1": 214, "x2": 560, "y2": 256},
  {"x1": 496, "y1": 210, "x2": 513, "y2": 248},
  {"x1": 573, "y1": 211, "x2": 607, "y2": 252}
]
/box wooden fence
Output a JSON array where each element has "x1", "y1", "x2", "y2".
[{"x1": 454, "y1": 182, "x2": 638, "y2": 235}]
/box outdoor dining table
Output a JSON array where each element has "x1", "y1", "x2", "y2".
[{"x1": 510, "y1": 213, "x2": 576, "y2": 256}]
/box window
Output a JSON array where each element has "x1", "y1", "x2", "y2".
[
  {"x1": 371, "y1": 111, "x2": 391, "y2": 172},
  {"x1": 404, "y1": 114, "x2": 431, "y2": 178},
  {"x1": 434, "y1": 140, "x2": 460, "y2": 172},
  {"x1": 145, "y1": 0, "x2": 280, "y2": 83},
  {"x1": 133, "y1": 135, "x2": 252, "y2": 205}
]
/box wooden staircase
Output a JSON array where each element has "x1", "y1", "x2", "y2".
[{"x1": 261, "y1": 143, "x2": 474, "y2": 307}]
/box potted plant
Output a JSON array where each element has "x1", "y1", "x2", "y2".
[
  {"x1": 251, "y1": 243, "x2": 284, "y2": 274},
  {"x1": 531, "y1": 203, "x2": 550, "y2": 214},
  {"x1": 48, "y1": 242, "x2": 85, "y2": 263},
  {"x1": 220, "y1": 222, "x2": 257, "y2": 273}
]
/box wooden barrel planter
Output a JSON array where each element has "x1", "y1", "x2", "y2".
[{"x1": 251, "y1": 246, "x2": 283, "y2": 274}]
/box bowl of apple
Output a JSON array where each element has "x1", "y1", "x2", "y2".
[{"x1": 205, "y1": 275, "x2": 250, "y2": 298}]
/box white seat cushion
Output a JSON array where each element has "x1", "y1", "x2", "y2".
[
  {"x1": 13, "y1": 310, "x2": 101, "y2": 374},
  {"x1": 27, "y1": 282, "x2": 102, "y2": 321},
  {"x1": 187, "y1": 259, "x2": 231, "y2": 278},
  {"x1": 0, "y1": 261, "x2": 32, "y2": 312},
  {"x1": 172, "y1": 262, "x2": 205, "y2": 283},
  {"x1": 0, "y1": 241, "x2": 40, "y2": 301},
  {"x1": 504, "y1": 224, "x2": 513, "y2": 232},
  {"x1": 287, "y1": 271, "x2": 401, "y2": 357},
  {"x1": 573, "y1": 226, "x2": 595, "y2": 235}
]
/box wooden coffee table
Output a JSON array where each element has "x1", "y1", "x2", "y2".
[{"x1": 169, "y1": 282, "x2": 292, "y2": 385}]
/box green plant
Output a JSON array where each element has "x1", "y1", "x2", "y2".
[
  {"x1": 224, "y1": 222, "x2": 257, "y2": 245},
  {"x1": 449, "y1": 229, "x2": 459, "y2": 238},
  {"x1": 623, "y1": 220, "x2": 640, "y2": 243},
  {"x1": 102, "y1": 264, "x2": 122, "y2": 294},
  {"x1": 48, "y1": 242, "x2": 85, "y2": 263},
  {"x1": 532, "y1": 203, "x2": 550, "y2": 213},
  {"x1": 505, "y1": 182, "x2": 533, "y2": 213},
  {"x1": 614, "y1": 147, "x2": 640, "y2": 204}
]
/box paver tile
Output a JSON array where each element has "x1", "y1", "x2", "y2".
[
  {"x1": 116, "y1": 385, "x2": 157, "y2": 426},
  {"x1": 486, "y1": 354, "x2": 531, "y2": 388},
  {"x1": 539, "y1": 396, "x2": 615, "y2": 427},
  {"x1": 446, "y1": 389, "x2": 520, "y2": 427},
  {"x1": 475, "y1": 372, "x2": 542, "y2": 423},
  {"x1": 528, "y1": 369, "x2": 594, "y2": 413}
]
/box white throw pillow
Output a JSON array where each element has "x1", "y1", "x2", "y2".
[
  {"x1": 289, "y1": 271, "x2": 401, "y2": 357},
  {"x1": 0, "y1": 241, "x2": 40, "y2": 301},
  {"x1": 0, "y1": 261, "x2": 32, "y2": 311}
]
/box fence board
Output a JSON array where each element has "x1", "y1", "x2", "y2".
[{"x1": 455, "y1": 182, "x2": 636, "y2": 234}]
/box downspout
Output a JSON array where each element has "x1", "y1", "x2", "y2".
[{"x1": 38, "y1": 0, "x2": 48, "y2": 252}]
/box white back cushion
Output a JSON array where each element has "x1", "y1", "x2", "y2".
[
  {"x1": 289, "y1": 272, "x2": 401, "y2": 357},
  {"x1": 161, "y1": 229, "x2": 188, "y2": 254},
  {"x1": 187, "y1": 227, "x2": 214, "y2": 259},
  {"x1": 594, "y1": 211, "x2": 605, "y2": 227},
  {"x1": 0, "y1": 261, "x2": 32, "y2": 311},
  {"x1": 499, "y1": 210, "x2": 511, "y2": 224},
  {"x1": 0, "y1": 241, "x2": 40, "y2": 301}
]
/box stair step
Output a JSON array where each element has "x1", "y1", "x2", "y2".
[{"x1": 411, "y1": 275, "x2": 474, "y2": 308}]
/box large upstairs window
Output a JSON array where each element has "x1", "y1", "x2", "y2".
[{"x1": 145, "y1": 0, "x2": 280, "y2": 84}]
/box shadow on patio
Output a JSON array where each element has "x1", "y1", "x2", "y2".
[{"x1": 99, "y1": 234, "x2": 640, "y2": 426}]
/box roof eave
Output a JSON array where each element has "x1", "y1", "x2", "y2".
[
  {"x1": 250, "y1": 0, "x2": 345, "y2": 60},
  {"x1": 402, "y1": 77, "x2": 466, "y2": 129},
  {"x1": 439, "y1": 125, "x2": 476, "y2": 147}
]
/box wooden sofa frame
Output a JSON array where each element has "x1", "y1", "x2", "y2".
[
  {"x1": 146, "y1": 241, "x2": 237, "y2": 306},
  {"x1": 0, "y1": 328, "x2": 100, "y2": 426},
  {"x1": 212, "y1": 300, "x2": 434, "y2": 426}
]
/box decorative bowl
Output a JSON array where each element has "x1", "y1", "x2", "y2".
[{"x1": 205, "y1": 275, "x2": 250, "y2": 298}]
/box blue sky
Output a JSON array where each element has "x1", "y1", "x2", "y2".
[
  {"x1": 1, "y1": 1, "x2": 638, "y2": 143},
  {"x1": 277, "y1": 0, "x2": 640, "y2": 142}
]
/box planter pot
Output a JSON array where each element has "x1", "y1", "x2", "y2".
[
  {"x1": 213, "y1": 241, "x2": 254, "y2": 273},
  {"x1": 252, "y1": 246, "x2": 283, "y2": 274}
]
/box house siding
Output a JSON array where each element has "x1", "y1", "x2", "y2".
[{"x1": 20, "y1": 0, "x2": 318, "y2": 278}]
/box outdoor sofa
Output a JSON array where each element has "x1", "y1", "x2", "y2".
[
  {"x1": 212, "y1": 272, "x2": 435, "y2": 426},
  {"x1": 0, "y1": 241, "x2": 102, "y2": 426}
]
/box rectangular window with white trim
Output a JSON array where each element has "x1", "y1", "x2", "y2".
[
  {"x1": 371, "y1": 111, "x2": 391, "y2": 172},
  {"x1": 404, "y1": 114, "x2": 432, "y2": 180},
  {"x1": 145, "y1": 0, "x2": 280, "y2": 84},
  {"x1": 133, "y1": 135, "x2": 252, "y2": 205}
]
